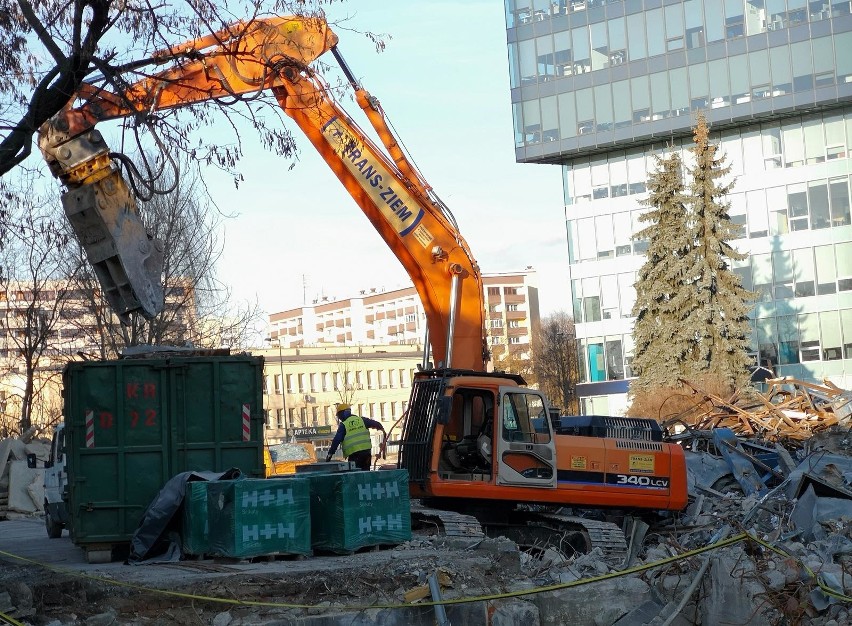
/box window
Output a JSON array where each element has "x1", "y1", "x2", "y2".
[
  {"x1": 262, "y1": 375, "x2": 269, "y2": 395},
  {"x1": 829, "y1": 177, "x2": 851, "y2": 227},
  {"x1": 752, "y1": 253, "x2": 772, "y2": 302},
  {"x1": 264, "y1": 409, "x2": 271, "y2": 429},
  {"x1": 757, "y1": 317, "x2": 777, "y2": 367},
  {"x1": 581, "y1": 277, "x2": 601, "y2": 322},
  {"x1": 276, "y1": 409, "x2": 285, "y2": 429},
  {"x1": 787, "y1": 184, "x2": 809, "y2": 231},
  {"x1": 838, "y1": 243, "x2": 852, "y2": 291},
  {"x1": 586, "y1": 339, "x2": 606, "y2": 382},
  {"x1": 804, "y1": 119, "x2": 826, "y2": 165},
  {"x1": 286, "y1": 374, "x2": 295, "y2": 393},
  {"x1": 600, "y1": 275, "x2": 619, "y2": 320},
  {"x1": 507, "y1": 304, "x2": 520, "y2": 312},
  {"x1": 605, "y1": 339, "x2": 624, "y2": 380},
  {"x1": 821, "y1": 311, "x2": 842, "y2": 361},
  {"x1": 490, "y1": 318, "x2": 504, "y2": 329},
  {"x1": 767, "y1": 186, "x2": 789, "y2": 235},
  {"x1": 842, "y1": 310, "x2": 852, "y2": 358},
  {"x1": 488, "y1": 287, "x2": 500, "y2": 296},
  {"x1": 596, "y1": 215, "x2": 615, "y2": 258},
  {"x1": 274, "y1": 374, "x2": 282, "y2": 395},
  {"x1": 798, "y1": 314, "x2": 820, "y2": 362},
  {"x1": 509, "y1": 320, "x2": 521, "y2": 328},
  {"x1": 807, "y1": 181, "x2": 831, "y2": 230},
  {"x1": 613, "y1": 212, "x2": 633, "y2": 256},
  {"x1": 793, "y1": 249, "x2": 815, "y2": 297},
  {"x1": 815, "y1": 245, "x2": 837, "y2": 294},
  {"x1": 501, "y1": 392, "x2": 551, "y2": 444},
  {"x1": 509, "y1": 337, "x2": 522, "y2": 344},
  {"x1": 627, "y1": 12, "x2": 647, "y2": 60},
  {"x1": 772, "y1": 250, "x2": 794, "y2": 299},
  {"x1": 777, "y1": 315, "x2": 800, "y2": 365},
  {"x1": 618, "y1": 273, "x2": 636, "y2": 318},
  {"x1": 762, "y1": 123, "x2": 783, "y2": 168},
  {"x1": 725, "y1": 0, "x2": 745, "y2": 37}
]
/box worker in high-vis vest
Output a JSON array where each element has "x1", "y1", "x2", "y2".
[{"x1": 325, "y1": 403, "x2": 387, "y2": 470}]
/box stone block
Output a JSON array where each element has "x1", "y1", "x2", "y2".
[
  {"x1": 488, "y1": 598, "x2": 540, "y2": 626},
  {"x1": 8, "y1": 461, "x2": 44, "y2": 513}
]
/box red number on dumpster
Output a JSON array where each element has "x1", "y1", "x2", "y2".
[
  {"x1": 99, "y1": 411, "x2": 114, "y2": 429},
  {"x1": 145, "y1": 409, "x2": 157, "y2": 427},
  {"x1": 130, "y1": 410, "x2": 139, "y2": 428}
]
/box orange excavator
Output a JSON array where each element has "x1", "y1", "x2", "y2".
[{"x1": 38, "y1": 15, "x2": 688, "y2": 557}]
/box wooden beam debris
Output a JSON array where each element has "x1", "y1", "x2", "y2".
[{"x1": 662, "y1": 378, "x2": 850, "y2": 448}]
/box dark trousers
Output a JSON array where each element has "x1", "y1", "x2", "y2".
[{"x1": 348, "y1": 449, "x2": 372, "y2": 471}]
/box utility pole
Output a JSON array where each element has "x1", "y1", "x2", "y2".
[{"x1": 265, "y1": 338, "x2": 287, "y2": 439}]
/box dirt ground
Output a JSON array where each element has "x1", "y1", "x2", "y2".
[{"x1": 0, "y1": 521, "x2": 521, "y2": 625}]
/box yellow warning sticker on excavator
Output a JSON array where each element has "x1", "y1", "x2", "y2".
[
  {"x1": 629, "y1": 454, "x2": 655, "y2": 472},
  {"x1": 412, "y1": 224, "x2": 434, "y2": 248},
  {"x1": 571, "y1": 456, "x2": 587, "y2": 469}
]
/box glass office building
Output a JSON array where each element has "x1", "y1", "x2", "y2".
[{"x1": 504, "y1": 0, "x2": 852, "y2": 414}]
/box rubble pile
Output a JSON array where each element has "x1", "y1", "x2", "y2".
[
  {"x1": 664, "y1": 377, "x2": 852, "y2": 445},
  {"x1": 484, "y1": 378, "x2": 852, "y2": 625},
  {"x1": 0, "y1": 429, "x2": 49, "y2": 520}
]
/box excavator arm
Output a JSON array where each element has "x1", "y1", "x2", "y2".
[{"x1": 38, "y1": 15, "x2": 488, "y2": 370}]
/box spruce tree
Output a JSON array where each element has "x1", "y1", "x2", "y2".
[
  {"x1": 630, "y1": 151, "x2": 693, "y2": 392},
  {"x1": 679, "y1": 114, "x2": 754, "y2": 387}
]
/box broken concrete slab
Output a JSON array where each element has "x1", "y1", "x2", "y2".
[
  {"x1": 700, "y1": 550, "x2": 781, "y2": 625},
  {"x1": 531, "y1": 577, "x2": 650, "y2": 626}
]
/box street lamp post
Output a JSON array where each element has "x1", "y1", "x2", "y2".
[{"x1": 265, "y1": 338, "x2": 287, "y2": 439}]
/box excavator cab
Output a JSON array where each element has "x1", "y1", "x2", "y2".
[{"x1": 399, "y1": 369, "x2": 559, "y2": 498}]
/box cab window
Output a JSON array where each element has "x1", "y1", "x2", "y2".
[{"x1": 501, "y1": 393, "x2": 551, "y2": 443}]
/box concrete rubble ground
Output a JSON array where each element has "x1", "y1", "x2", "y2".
[{"x1": 0, "y1": 379, "x2": 850, "y2": 625}]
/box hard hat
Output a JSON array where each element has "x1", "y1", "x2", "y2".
[{"x1": 335, "y1": 403, "x2": 351, "y2": 413}]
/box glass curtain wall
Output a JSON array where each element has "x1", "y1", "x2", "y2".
[{"x1": 565, "y1": 111, "x2": 852, "y2": 385}]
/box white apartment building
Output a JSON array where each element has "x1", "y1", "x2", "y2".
[{"x1": 268, "y1": 270, "x2": 541, "y2": 360}]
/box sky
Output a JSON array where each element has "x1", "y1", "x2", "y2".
[{"x1": 198, "y1": 1, "x2": 570, "y2": 321}]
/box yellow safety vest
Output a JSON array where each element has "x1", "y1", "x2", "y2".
[{"x1": 341, "y1": 415, "x2": 372, "y2": 457}]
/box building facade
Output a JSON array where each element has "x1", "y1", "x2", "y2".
[
  {"x1": 268, "y1": 270, "x2": 541, "y2": 362},
  {"x1": 259, "y1": 344, "x2": 422, "y2": 446},
  {"x1": 505, "y1": 0, "x2": 852, "y2": 414},
  {"x1": 0, "y1": 281, "x2": 195, "y2": 434}
]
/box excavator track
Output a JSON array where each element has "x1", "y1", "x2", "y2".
[
  {"x1": 410, "y1": 502, "x2": 485, "y2": 539},
  {"x1": 410, "y1": 501, "x2": 628, "y2": 565},
  {"x1": 530, "y1": 512, "x2": 628, "y2": 566}
]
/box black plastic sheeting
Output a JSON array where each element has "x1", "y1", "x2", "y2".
[{"x1": 127, "y1": 468, "x2": 242, "y2": 564}]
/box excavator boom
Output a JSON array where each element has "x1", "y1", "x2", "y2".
[{"x1": 39, "y1": 15, "x2": 486, "y2": 369}]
